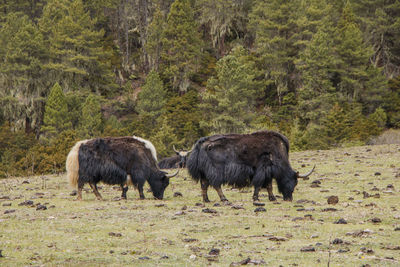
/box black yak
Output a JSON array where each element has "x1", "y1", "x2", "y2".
[
  {"x1": 66, "y1": 136, "x2": 178, "y2": 200},
  {"x1": 158, "y1": 145, "x2": 192, "y2": 169},
  {"x1": 187, "y1": 131, "x2": 314, "y2": 202}
]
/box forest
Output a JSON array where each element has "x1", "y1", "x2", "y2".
[{"x1": 0, "y1": 0, "x2": 399, "y2": 177}]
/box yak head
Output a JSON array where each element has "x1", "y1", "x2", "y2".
[
  {"x1": 149, "y1": 169, "x2": 179, "y2": 199},
  {"x1": 173, "y1": 145, "x2": 192, "y2": 168},
  {"x1": 277, "y1": 165, "x2": 315, "y2": 201}
]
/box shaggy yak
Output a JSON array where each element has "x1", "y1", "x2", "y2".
[
  {"x1": 187, "y1": 131, "x2": 314, "y2": 202},
  {"x1": 66, "y1": 136, "x2": 178, "y2": 200},
  {"x1": 158, "y1": 145, "x2": 192, "y2": 169}
]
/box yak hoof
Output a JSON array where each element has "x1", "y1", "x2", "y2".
[
  {"x1": 203, "y1": 198, "x2": 210, "y2": 203},
  {"x1": 269, "y1": 195, "x2": 277, "y2": 201}
]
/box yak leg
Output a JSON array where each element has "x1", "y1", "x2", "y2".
[
  {"x1": 121, "y1": 184, "x2": 128, "y2": 199},
  {"x1": 266, "y1": 182, "x2": 276, "y2": 201},
  {"x1": 253, "y1": 186, "x2": 261, "y2": 202},
  {"x1": 89, "y1": 183, "x2": 103, "y2": 200},
  {"x1": 215, "y1": 185, "x2": 228, "y2": 202},
  {"x1": 137, "y1": 185, "x2": 145, "y2": 200},
  {"x1": 77, "y1": 180, "x2": 84, "y2": 200},
  {"x1": 201, "y1": 179, "x2": 210, "y2": 203}
]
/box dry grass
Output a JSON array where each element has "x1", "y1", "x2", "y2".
[{"x1": 1, "y1": 144, "x2": 400, "y2": 266}]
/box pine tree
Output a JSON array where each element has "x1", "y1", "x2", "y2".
[
  {"x1": 161, "y1": 0, "x2": 202, "y2": 94},
  {"x1": 201, "y1": 46, "x2": 261, "y2": 134},
  {"x1": 296, "y1": 1, "x2": 338, "y2": 125},
  {"x1": 0, "y1": 12, "x2": 47, "y2": 134},
  {"x1": 334, "y1": 2, "x2": 386, "y2": 111},
  {"x1": 136, "y1": 70, "x2": 167, "y2": 132},
  {"x1": 39, "y1": 0, "x2": 117, "y2": 95},
  {"x1": 42, "y1": 83, "x2": 71, "y2": 138},
  {"x1": 249, "y1": 0, "x2": 302, "y2": 105},
  {"x1": 145, "y1": 6, "x2": 165, "y2": 71},
  {"x1": 80, "y1": 94, "x2": 102, "y2": 138}
]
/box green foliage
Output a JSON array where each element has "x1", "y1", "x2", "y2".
[
  {"x1": 42, "y1": 83, "x2": 72, "y2": 138},
  {"x1": 201, "y1": 46, "x2": 261, "y2": 134},
  {"x1": 136, "y1": 70, "x2": 167, "y2": 130},
  {"x1": 150, "y1": 118, "x2": 179, "y2": 158},
  {"x1": 80, "y1": 94, "x2": 103, "y2": 138},
  {"x1": 39, "y1": 0, "x2": 117, "y2": 95},
  {"x1": 0, "y1": 12, "x2": 47, "y2": 133},
  {"x1": 383, "y1": 76, "x2": 400, "y2": 128},
  {"x1": 160, "y1": 90, "x2": 204, "y2": 147},
  {"x1": 161, "y1": 0, "x2": 203, "y2": 93}
]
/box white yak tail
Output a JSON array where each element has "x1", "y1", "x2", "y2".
[{"x1": 66, "y1": 140, "x2": 89, "y2": 188}]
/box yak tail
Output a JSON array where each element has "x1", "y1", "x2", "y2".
[{"x1": 66, "y1": 140, "x2": 89, "y2": 188}]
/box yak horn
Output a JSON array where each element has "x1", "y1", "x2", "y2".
[
  {"x1": 173, "y1": 145, "x2": 179, "y2": 153},
  {"x1": 165, "y1": 169, "x2": 179, "y2": 178},
  {"x1": 298, "y1": 165, "x2": 315, "y2": 179}
]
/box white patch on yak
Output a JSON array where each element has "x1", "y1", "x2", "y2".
[{"x1": 132, "y1": 135, "x2": 158, "y2": 162}]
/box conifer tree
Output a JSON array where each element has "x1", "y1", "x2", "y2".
[
  {"x1": 136, "y1": 70, "x2": 167, "y2": 131},
  {"x1": 39, "y1": 0, "x2": 116, "y2": 95},
  {"x1": 0, "y1": 12, "x2": 47, "y2": 134},
  {"x1": 145, "y1": 6, "x2": 165, "y2": 71},
  {"x1": 80, "y1": 94, "x2": 102, "y2": 138},
  {"x1": 42, "y1": 83, "x2": 71, "y2": 138},
  {"x1": 296, "y1": 1, "x2": 338, "y2": 125},
  {"x1": 334, "y1": 2, "x2": 386, "y2": 111},
  {"x1": 201, "y1": 46, "x2": 261, "y2": 134},
  {"x1": 161, "y1": 0, "x2": 202, "y2": 94}
]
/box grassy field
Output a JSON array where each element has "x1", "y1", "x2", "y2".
[{"x1": 1, "y1": 144, "x2": 400, "y2": 266}]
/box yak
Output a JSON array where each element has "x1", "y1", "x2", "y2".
[
  {"x1": 66, "y1": 136, "x2": 178, "y2": 200},
  {"x1": 187, "y1": 130, "x2": 314, "y2": 202},
  {"x1": 158, "y1": 145, "x2": 192, "y2": 169}
]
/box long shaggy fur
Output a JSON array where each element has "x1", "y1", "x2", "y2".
[
  {"x1": 66, "y1": 140, "x2": 89, "y2": 188},
  {"x1": 158, "y1": 155, "x2": 180, "y2": 169},
  {"x1": 66, "y1": 136, "x2": 171, "y2": 200},
  {"x1": 133, "y1": 135, "x2": 157, "y2": 162},
  {"x1": 187, "y1": 131, "x2": 297, "y2": 199}
]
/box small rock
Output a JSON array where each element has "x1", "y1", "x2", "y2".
[
  {"x1": 195, "y1": 202, "x2": 204, "y2": 207},
  {"x1": 337, "y1": 248, "x2": 350, "y2": 253},
  {"x1": 139, "y1": 256, "x2": 150, "y2": 260},
  {"x1": 173, "y1": 192, "x2": 183, "y2": 197},
  {"x1": 209, "y1": 248, "x2": 220, "y2": 255},
  {"x1": 374, "y1": 172, "x2": 381, "y2": 176},
  {"x1": 181, "y1": 205, "x2": 187, "y2": 210},
  {"x1": 327, "y1": 196, "x2": 339, "y2": 205},
  {"x1": 311, "y1": 235, "x2": 319, "y2": 238},
  {"x1": 331, "y1": 238, "x2": 343, "y2": 244},
  {"x1": 36, "y1": 205, "x2": 47, "y2": 211},
  {"x1": 322, "y1": 208, "x2": 337, "y2": 212},
  {"x1": 18, "y1": 200, "x2": 34, "y2": 206},
  {"x1": 190, "y1": 254, "x2": 196, "y2": 260},
  {"x1": 183, "y1": 238, "x2": 198, "y2": 243},
  {"x1": 394, "y1": 227, "x2": 400, "y2": 231},
  {"x1": 155, "y1": 203, "x2": 165, "y2": 207},
  {"x1": 253, "y1": 202, "x2": 265, "y2": 206},
  {"x1": 22, "y1": 180, "x2": 30, "y2": 184},
  {"x1": 370, "y1": 217, "x2": 382, "y2": 223},
  {"x1": 160, "y1": 255, "x2": 169, "y2": 259},
  {"x1": 254, "y1": 207, "x2": 266, "y2": 212},
  {"x1": 334, "y1": 218, "x2": 347, "y2": 224},
  {"x1": 2, "y1": 203, "x2": 11, "y2": 207},
  {"x1": 213, "y1": 203, "x2": 221, "y2": 207},
  {"x1": 202, "y1": 208, "x2": 217, "y2": 214},
  {"x1": 108, "y1": 232, "x2": 122, "y2": 237},
  {"x1": 109, "y1": 250, "x2": 114, "y2": 254},
  {"x1": 4, "y1": 209, "x2": 15, "y2": 214},
  {"x1": 300, "y1": 246, "x2": 315, "y2": 252},
  {"x1": 231, "y1": 205, "x2": 244, "y2": 210},
  {"x1": 360, "y1": 247, "x2": 374, "y2": 254},
  {"x1": 174, "y1": 211, "x2": 185, "y2": 216}
]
